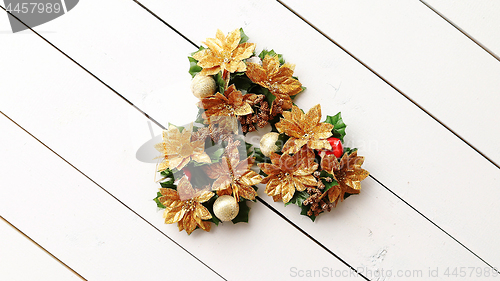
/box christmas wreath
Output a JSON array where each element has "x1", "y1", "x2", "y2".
[{"x1": 153, "y1": 28, "x2": 369, "y2": 235}]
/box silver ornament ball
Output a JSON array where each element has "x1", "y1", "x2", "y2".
[{"x1": 213, "y1": 195, "x2": 239, "y2": 222}]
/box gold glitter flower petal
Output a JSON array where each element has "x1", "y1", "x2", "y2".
[
  {"x1": 155, "y1": 124, "x2": 210, "y2": 171},
  {"x1": 235, "y1": 183, "x2": 257, "y2": 201},
  {"x1": 295, "y1": 174, "x2": 318, "y2": 186},
  {"x1": 314, "y1": 123, "x2": 335, "y2": 139},
  {"x1": 191, "y1": 152, "x2": 211, "y2": 164},
  {"x1": 196, "y1": 191, "x2": 215, "y2": 204},
  {"x1": 195, "y1": 204, "x2": 212, "y2": 221},
  {"x1": 182, "y1": 213, "x2": 197, "y2": 235},
  {"x1": 193, "y1": 29, "x2": 255, "y2": 76},
  {"x1": 260, "y1": 147, "x2": 318, "y2": 203},
  {"x1": 281, "y1": 181, "x2": 296, "y2": 203},
  {"x1": 282, "y1": 138, "x2": 308, "y2": 154},
  {"x1": 159, "y1": 179, "x2": 214, "y2": 235},
  {"x1": 233, "y1": 103, "x2": 253, "y2": 115},
  {"x1": 307, "y1": 139, "x2": 332, "y2": 151},
  {"x1": 232, "y1": 43, "x2": 256, "y2": 61},
  {"x1": 239, "y1": 170, "x2": 262, "y2": 186},
  {"x1": 292, "y1": 177, "x2": 306, "y2": 192},
  {"x1": 272, "y1": 194, "x2": 282, "y2": 202},
  {"x1": 276, "y1": 119, "x2": 303, "y2": 138},
  {"x1": 212, "y1": 176, "x2": 232, "y2": 191},
  {"x1": 304, "y1": 104, "x2": 321, "y2": 125},
  {"x1": 276, "y1": 104, "x2": 333, "y2": 154},
  {"x1": 322, "y1": 151, "x2": 369, "y2": 205},
  {"x1": 246, "y1": 55, "x2": 302, "y2": 106}
]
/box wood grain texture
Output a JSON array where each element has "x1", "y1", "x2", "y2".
[
  {"x1": 0, "y1": 8, "x2": 363, "y2": 280},
  {"x1": 282, "y1": 0, "x2": 500, "y2": 166},
  {"x1": 1, "y1": 0, "x2": 499, "y2": 279},
  {"x1": 139, "y1": 0, "x2": 500, "y2": 270},
  {"x1": 0, "y1": 217, "x2": 83, "y2": 281},
  {"x1": 423, "y1": 0, "x2": 500, "y2": 59}
]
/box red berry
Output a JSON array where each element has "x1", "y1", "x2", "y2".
[
  {"x1": 325, "y1": 137, "x2": 343, "y2": 158},
  {"x1": 183, "y1": 168, "x2": 192, "y2": 181}
]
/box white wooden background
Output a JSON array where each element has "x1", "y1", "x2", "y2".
[{"x1": 1, "y1": 1, "x2": 499, "y2": 280}]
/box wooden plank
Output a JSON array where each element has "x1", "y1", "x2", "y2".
[
  {"x1": 282, "y1": 0, "x2": 500, "y2": 167},
  {"x1": 1, "y1": 1, "x2": 498, "y2": 279},
  {"x1": 422, "y1": 0, "x2": 500, "y2": 60},
  {"x1": 0, "y1": 115, "x2": 222, "y2": 281},
  {"x1": 0, "y1": 12, "x2": 364, "y2": 281},
  {"x1": 137, "y1": 0, "x2": 500, "y2": 269},
  {"x1": 0, "y1": 217, "x2": 83, "y2": 281}
]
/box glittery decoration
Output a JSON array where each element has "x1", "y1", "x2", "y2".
[
  {"x1": 158, "y1": 176, "x2": 214, "y2": 235},
  {"x1": 213, "y1": 195, "x2": 240, "y2": 222},
  {"x1": 154, "y1": 124, "x2": 211, "y2": 171},
  {"x1": 259, "y1": 132, "x2": 279, "y2": 157},
  {"x1": 198, "y1": 84, "x2": 254, "y2": 122},
  {"x1": 203, "y1": 139, "x2": 261, "y2": 202},
  {"x1": 192, "y1": 29, "x2": 256, "y2": 76},
  {"x1": 321, "y1": 150, "x2": 369, "y2": 205},
  {"x1": 246, "y1": 55, "x2": 302, "y2": 111},
  {"x1": 259, "y1": 148, "x2": 318, "y2": 203},
  {"x1": 191, "y1": 73, "x2": 216, "y2": 99},
  {"x1": 276, "y1": 104, "x2": 334, "y2": 154}
]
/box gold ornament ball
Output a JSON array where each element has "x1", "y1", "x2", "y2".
[
  {"x1": 213, "y1": 195, "x2": 239, "y2": 222},
  {"x1": 190, "y1": 73, "x2": 216, "y2": 99},
  {"x1": 259, "y1": 132, "x2": 280, "y2": 157}
]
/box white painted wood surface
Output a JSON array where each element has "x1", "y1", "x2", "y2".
[
  {"x1": 0, "y1": 218, "x2": 82, "y2": 281},
  {"x1": 1, "y1": 1, "x2": 499, "y2": 280},
  {"x1": 423, "y1": 0, "x2": 500, "y2": 59}
]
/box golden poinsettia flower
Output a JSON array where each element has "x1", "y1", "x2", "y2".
[
  {"x1": 203, "y1": 140, "x2": 261, "y2": 201},
  {"x1": 158, "y1": 176, "x2": 214, "y2": 235},
  {"x1": 198, "y1": 84, "x2": 254, "y2": 132},
  {"x1": 258, "y1": 148, "x2": 318, "y2": 203},
  {"x1": 192, "y1": 29, "x2": 256, "y2": 76},
  {"x1": 275, "y1": 104, "x2": 334, "y2": 154},
  {"x1": 246, "y1": 55, "x2": 302, "y2": 110},
  {"x1": 154, "y1": 124, "x2": 211, "y2": 171},
  {"x1": 199, "y1": 85, "x2": 253, "y2": 118},
  {"x1": 321, "y1": 151, "x2": 369, "y2": 206}
]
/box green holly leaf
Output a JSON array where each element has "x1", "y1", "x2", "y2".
[
  {"x1": 285, "y1": 190, "x2": 309, "y2": 206},
  {"x1": 261, "y1": 88, "x2": 276, "y2": 105},
  {"x1": 214, "y1": 72, "x2": 226, "y2": 93},
  {"x1": 343, "y1": 146, "x2": 358, "y2": 155},
  {"x1": 154, "y1": 192, "x2": 166, "y2": 209},
  {"x1": 300, "y1": 204, "x2": 316, "y2": 222},
  {"x1": 160, "y1": 169, "x2": 174, "y2": 179},
  {"x1": 239, "y1": 28, "x2": 249, "y2": 43},
  {"x1": 324, "y1": 112, "x2": 347, "y2": 142},
  {"x1": 232, "y1": 200, "x2": 251, "y2": 224},
  {"x1": 319, "y1": 170, "x2": 338, "y2": 193},
  {"x1": 274, "y1": 134, "x2": 288, "y2": 153},
  {"x1": 245, "y1": 142, "x2": 254, "y2": 157},
  {"x1": 202, "y1": 195, "x2": 221, "y2": 226},
  {"x1": 194, "y1": 108, "x2": 205, "y2": 125},
  {"x1": 258, "y1": 49, "x2": 285, "y2": 64},
  {"x1": 188, "y1": 46, "x2": 206, "y2": 78},
  {"x1": 230, "y1": 73, "x2": 253, "y2": 92},
  {"x1": 253, "y1": 147, "x2": 269, "y2": 164},
  {"x1": 159, "y1": 178, "x2": 175, "y2": 188}
]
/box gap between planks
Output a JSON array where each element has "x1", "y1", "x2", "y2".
[
  {"x1": 0, "y1": 215, "x2": 87, "y2": 281},
  {"x1": 419, "y1": 0, "x2": 500, "y2": 63},
  {"x1": 275, "y1": 0, "x2": 500, "y2": 172},
  {"x1": 2, "y1": 1, "x2": 497, "y2": 277},
  {"x1": 0, "y1": 5, "x2": 370, "y2": 279},
  {"x1": 0, "y1": 110, "x2": 227, "y2": 281}
]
